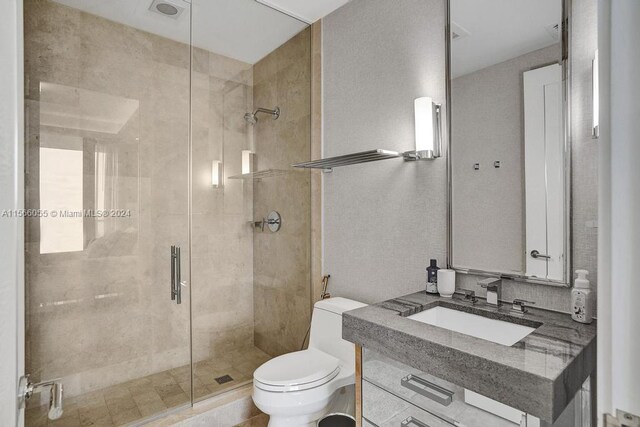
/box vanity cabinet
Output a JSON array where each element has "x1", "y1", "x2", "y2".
[{"x1": 359, "y1": 348, "x2": 590, "y2": 427}]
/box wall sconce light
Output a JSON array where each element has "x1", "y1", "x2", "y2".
[
  {"x1": 404, "y1": 96, "x2": 442, "y2": 160},
  {"x1": 211, "y1": 160, "x2": 223, "y2": 188},
  {"x1": 592, "y1": 50, "x2": 599, "y2": 139},
  {"x1": 242, "y1": 150, "x2": 255, "y2": 175}
]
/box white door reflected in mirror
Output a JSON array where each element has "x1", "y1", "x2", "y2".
[{"x1": 523, "y1": 64, "x2": 564, "y2": 281}]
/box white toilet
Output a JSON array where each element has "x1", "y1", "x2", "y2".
[{"x1": 252, "y1": 297, "x2": 366, "y2": 427}]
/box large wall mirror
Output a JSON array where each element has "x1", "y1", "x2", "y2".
[{"x1": 447, "y1": 0, "x2": 570, "y2": 285}]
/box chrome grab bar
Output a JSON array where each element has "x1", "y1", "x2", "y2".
[
  {"x1": 400, "y1": 374, "x2": 453, "y2": 406},
  {"x1": 401, "y1": 416, "x2": 431, "y2": 427},
  {"x1": 530, "y1": 250, "x2": 551, "y2": 259}
]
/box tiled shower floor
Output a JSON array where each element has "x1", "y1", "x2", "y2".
[{"x1": 26, "y1": 347, "x2": 271, "y2": 427}]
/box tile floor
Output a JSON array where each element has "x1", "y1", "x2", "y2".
[
  {"x1": 234, "y1": 413, "x2": 269, "y2": 427},
  {"x1": 26, "y1": 347, "x2": 271, "y2": 427}
]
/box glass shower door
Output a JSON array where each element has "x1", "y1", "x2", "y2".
[
  {"x1": 23, "y1": 0, "x2": 192, "y2": 425},
  {"x1": 189, "y1": 0, "x2": 312, "y2": 403}
]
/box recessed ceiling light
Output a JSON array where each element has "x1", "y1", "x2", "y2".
[
  {"x1": 149, "y1": 0, "x2": 185, "y2": 19},
  {"x1": 156, "y1": 3, "x2": 178, "y2": 15}
]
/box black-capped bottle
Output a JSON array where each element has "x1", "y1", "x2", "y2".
[{"x1": 426, "y1": 259, "x2": 439, "y2": 294}]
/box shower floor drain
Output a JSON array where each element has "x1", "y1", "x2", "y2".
[{"x1": 215, "y1": 374, "x2": 234, "y2": 384}]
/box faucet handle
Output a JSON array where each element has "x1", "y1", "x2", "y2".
[
  {"x1": 463, "y1": 290, "x2": 478, "y2": 304},
  {"x1": 511, "y1": 299, "x2": 535, "y2": 314}
]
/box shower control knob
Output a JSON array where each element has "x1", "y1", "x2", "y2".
[{"x1": 266, "y1": 211, "x2": 282, "y2": 232}]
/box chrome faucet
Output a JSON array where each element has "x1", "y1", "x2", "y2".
[{"x1": 479, "y1": 277, "x2": 502, "y2": 306}]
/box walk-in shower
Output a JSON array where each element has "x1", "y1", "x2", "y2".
[
  {"x1": 23, "y1": 0, "x2": 311, "y2": 425},
  {"x1": 244, "y1": 106, "x2": 281, "y2": 125}
]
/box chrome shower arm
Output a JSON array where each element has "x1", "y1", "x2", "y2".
[{"x1": 253, "y1": 107, "x2": 280, "y2": 119}]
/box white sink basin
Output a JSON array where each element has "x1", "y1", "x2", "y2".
[{"x1": 407, "y1": 306, "x2": 536, "y2": 346}]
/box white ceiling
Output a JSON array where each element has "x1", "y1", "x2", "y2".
[
  {"x1": 451, "y1": 0, "x2": 561, "y2": 78},
  {"x1": 51, "y1": 0, "x2": 558, "y2": 76},
  {"x1": 52, "y1": 0, "x2": 347, "y2": 64},
  {"x1": 256, "y1": 0, "x2": 350, "y2": 24}
]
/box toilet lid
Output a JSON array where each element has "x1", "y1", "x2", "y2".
[{"x1": 253, "y1": 348, "x2": 340, "y2": 392}]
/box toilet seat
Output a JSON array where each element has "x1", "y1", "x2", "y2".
[{"x1": 254, "y1": 348, "x2": 341, "y2": 392}]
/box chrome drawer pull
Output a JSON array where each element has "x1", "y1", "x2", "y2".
[
  {"x1": 401, "y1": 374, "x2": 454, "y2": 406},
  {"x1": 401, "y1": 416, "x2": 431, "y2": 427}
]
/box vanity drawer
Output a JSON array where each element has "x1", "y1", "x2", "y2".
[
  {"x1": 362, "y1": 380, "x2": 454, "y2": 427},
  {"x1": 362, "y1": 348, "x2": 520, "y2": 427}
]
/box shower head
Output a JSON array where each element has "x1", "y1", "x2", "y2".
[{"x1": 244, "y1": 107, "x2": 280, "y2": 125}]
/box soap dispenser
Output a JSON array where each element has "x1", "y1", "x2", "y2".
[{"x1": 571, "y1": 270, "x2": 593, "y2": 324}]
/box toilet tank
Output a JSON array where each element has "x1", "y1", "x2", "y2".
[{"x1": 309, "y1": 297, "x2": 367, "y2": 367}]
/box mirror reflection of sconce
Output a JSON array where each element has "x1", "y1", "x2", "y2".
[
  {"x1": 211, "y1": 160, "x2": 223, "y2": 188},
  {"x1": 592, "y1": 49, "x2": 599, "y2": 139},
  {"x1": 404, "y1": 96, "x2": 442, "y2": 161},
  {"x1": 242, "y1": 150, "x2": 255, "y2": 174}
]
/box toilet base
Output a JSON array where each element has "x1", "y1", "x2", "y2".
[
  {"x1": 263, "y1": 396, "x2": 332, "y2": 427},
  {"x1": 262, "y1": 385, "x2": 355, "y2": 427},
  {"x1": 267, "y1": 415, "x2": 317, "y2": 427}
]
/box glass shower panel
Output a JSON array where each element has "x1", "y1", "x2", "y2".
[
  {"x1": 190, "y1": 0, "x2": 312, "y2": 401},
  {"x1": 24, "y1": 0, "x2": 192, "y2": 425}
]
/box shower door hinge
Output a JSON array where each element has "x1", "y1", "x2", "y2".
[{"x1": 605, "y1": 410, "x2": 640, "y2": 427}]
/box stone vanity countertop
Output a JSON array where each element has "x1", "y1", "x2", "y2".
[{"x1": 342, "y1": 292, "x2": 597, "y2": 423}]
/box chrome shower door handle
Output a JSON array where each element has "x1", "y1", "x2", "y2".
[
  {"x1": 170, "y1": 245, "x2": 182, "y2": 304},
  {"x1": 175, "y1": 246, "x2": 181, "y2": 304},
  {"x1": 170, "y1": 245, "x2": 176, "y2": 301},
  {"x1": 530, "y1": 250, "x2": 551, "y2": 259}
]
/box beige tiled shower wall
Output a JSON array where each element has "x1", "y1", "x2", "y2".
[
  {"x1": 24, "y1": 0, "x2": 254, "y2": 398},
  {"x1": 252, "y1": 28, "x2": 312, "y2": 357}
]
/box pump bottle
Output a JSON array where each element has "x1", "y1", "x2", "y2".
[{"x1": 571, "y1": 270, "x2": 593, "y2": 324}]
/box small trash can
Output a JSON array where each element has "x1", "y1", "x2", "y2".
[
  {"x1": 317, "y1": 413, "x2": 356, "y2": 427},
  {"x1": 317, "y1": 385, "x2": 356, "y2": 426}
]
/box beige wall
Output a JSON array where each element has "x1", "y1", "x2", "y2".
[
  {"x1": 252, "y1": 28, "x2": 312, "y2": 357},
  {"x1": 322, "y1": 0, "x2": 448, "y2": 303},
  {"x1": 24, "y1": 0, "x2": 255, "y2": 397}
]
